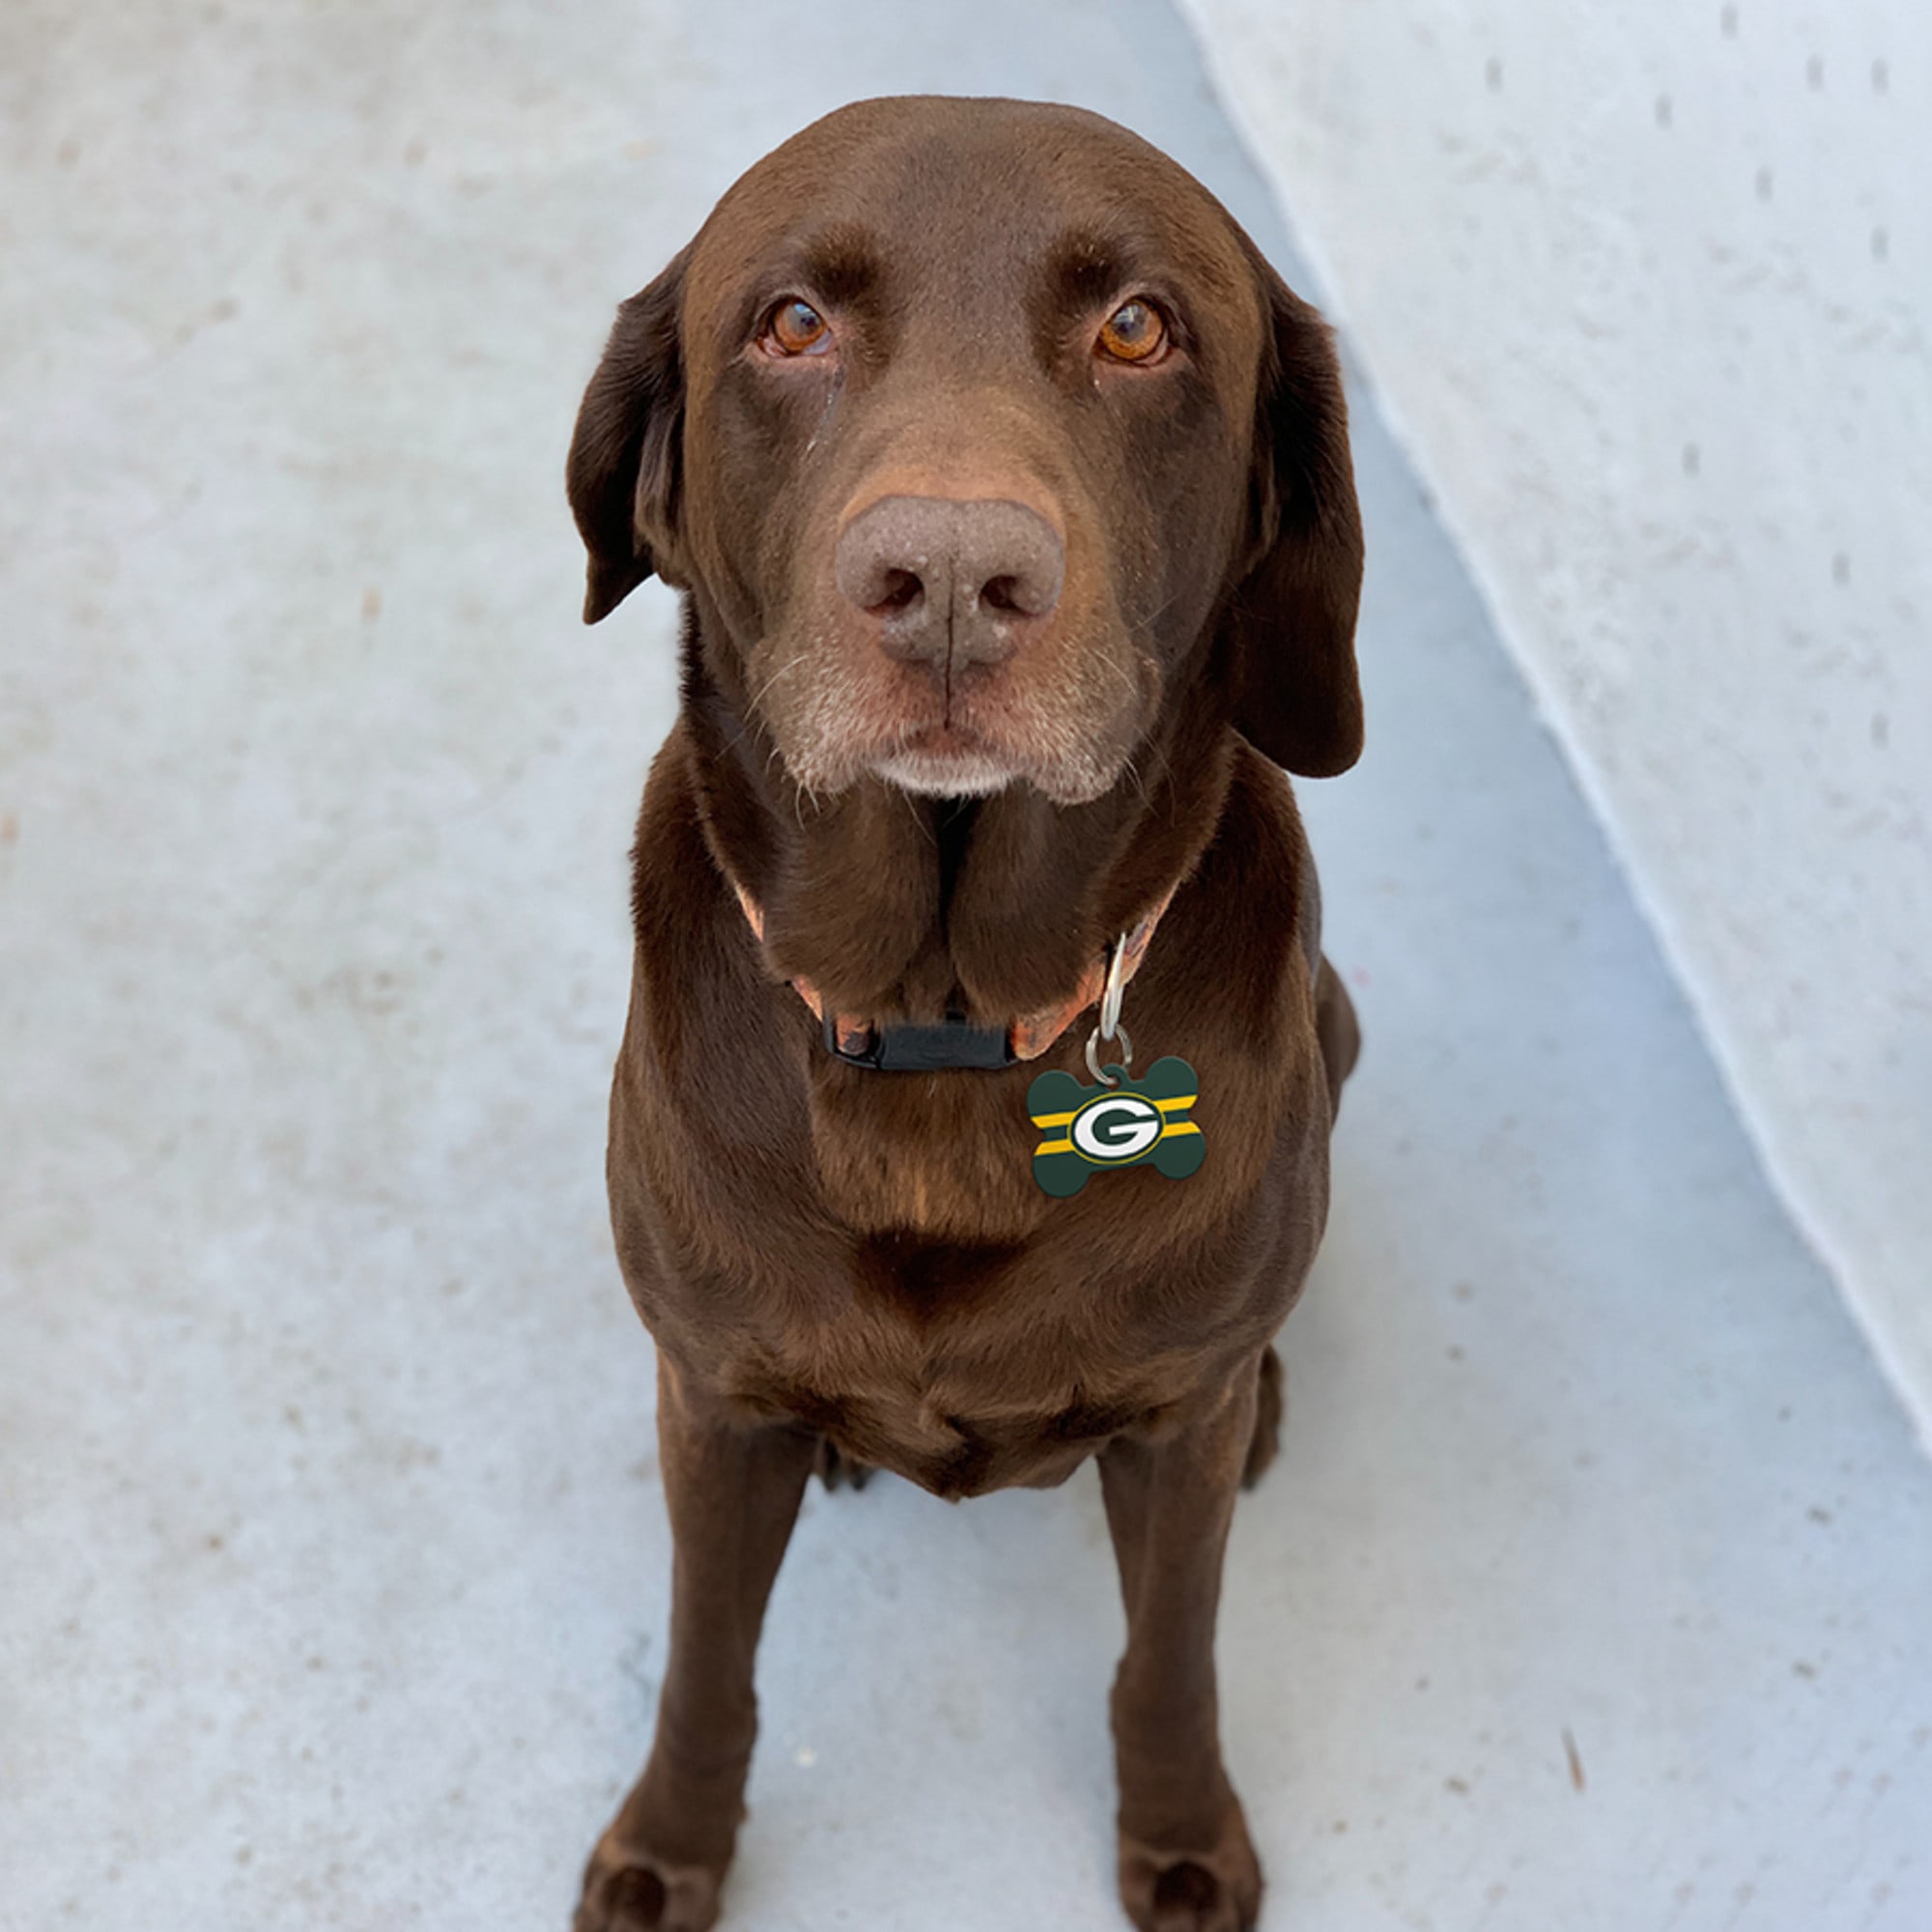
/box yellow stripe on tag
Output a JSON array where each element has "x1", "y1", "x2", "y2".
[
  {"x1": 1035, "y1": 1137, "x2": 1073, "y2": 1154},
  {"x1": 1152, "y1": 1094, "x2": 1198, "y2": 1113},
  {"x1": 1158, "y1": 1122, "x2": 1203, "y2": 1140},
  {"x1": 1030, "y1": 1109, "x2": 1077, "y2": 1128}
]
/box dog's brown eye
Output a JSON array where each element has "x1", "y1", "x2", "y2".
[
  {"x1": 1096, "y1": 298, "x2": 1168, "y2": 364},
  {"x1": 764, "y1": 298, "x2": 832, "y2": 356}
]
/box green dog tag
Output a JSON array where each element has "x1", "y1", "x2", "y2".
[{"x1": 1027, "y1": 1056, "x2": 1205, "y2": 1198}]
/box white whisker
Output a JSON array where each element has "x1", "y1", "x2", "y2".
[{"x1": 748, "y1": 651, "x2": 810, "y2": 713}]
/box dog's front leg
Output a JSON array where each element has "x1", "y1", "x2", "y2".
[
  {"x1": 577, "y1": 1351, "x2": 816, "y2": 1932},
  {"x1": 1098, "y1": 1365, "x2": 1265, "y2": 1932}
]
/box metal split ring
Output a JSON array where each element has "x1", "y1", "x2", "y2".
[{"x1": 1085, "y1": 1020, "x2": 1133, "y2": 1086}]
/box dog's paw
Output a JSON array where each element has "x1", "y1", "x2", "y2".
[
  {"x1": 811, "y1": 1435, "x2": 874, "y2": 1492},
  {"x1": 575, "y1": 1840, "x2": 723, "y2": 1932},
  {"x1": 1117, "y1": 1804, "x2": 1263, "y2": 1932}
]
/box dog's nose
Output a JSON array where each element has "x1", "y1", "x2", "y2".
[{"x1": 835, "y1": 496, "x2": 1064, "y2": 669}]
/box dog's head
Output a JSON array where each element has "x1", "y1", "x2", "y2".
[{"x1": 568, "y1": 97, "x2": 1363, "y2": 805}]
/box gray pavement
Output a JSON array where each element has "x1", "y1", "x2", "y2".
[{"x1": 3, "y1": 3, "x2": 1929, "y2": 1928}]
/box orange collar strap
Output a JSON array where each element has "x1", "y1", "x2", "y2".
[{"x1": 727, "y1": 874, "x2": 1176, "y2": 1070}]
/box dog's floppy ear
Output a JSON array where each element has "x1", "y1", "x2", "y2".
[
  {"x1": 1227, "y1": 254, "x2": 1365, "y2": 777},
  {"x1": 565, "y1": 244, "x2": 692, "y2": 623}
]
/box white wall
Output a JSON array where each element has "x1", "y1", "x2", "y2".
[{"x1": 1179, "y1": 0, "x2": 1932, "y2": 1438}]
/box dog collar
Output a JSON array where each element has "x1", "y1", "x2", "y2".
[{"x1": 726, "y1": 876, "x2": 1175, "y2": 1072}]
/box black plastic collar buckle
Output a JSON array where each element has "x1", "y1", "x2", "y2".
[{"x1": 823, "y1": 1008, "x2": 1018, "y2": 1072}]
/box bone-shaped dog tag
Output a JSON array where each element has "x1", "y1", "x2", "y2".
[{"x1": 1027, "y1": 1056, "x2": 1205, "y2": 1198}]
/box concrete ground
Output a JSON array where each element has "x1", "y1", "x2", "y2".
[{"x1": 3, "y1": 3, "x2": 1928, "y2": 1929}]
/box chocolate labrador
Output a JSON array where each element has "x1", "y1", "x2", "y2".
[{"x1": 564, "y1": 95, "x2": 1364, "y2": 1932}]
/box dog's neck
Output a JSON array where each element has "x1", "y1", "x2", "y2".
[{"x1": 678, "y1": 600, "x2": 1236, "y2": 1029}]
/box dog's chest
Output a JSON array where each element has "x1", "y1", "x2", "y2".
[{"x1": 720, "y1": 1226, "x2": 1232, "y2": 1498}]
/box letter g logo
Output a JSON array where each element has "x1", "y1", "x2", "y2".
[{"x1": 1070, "y1": 1094, "x2": 1164, "y2": 1163}]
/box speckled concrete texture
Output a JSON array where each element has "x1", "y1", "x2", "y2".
[{"x1": 2, "y1": 5, "x2": 1928, "y2": 1931}]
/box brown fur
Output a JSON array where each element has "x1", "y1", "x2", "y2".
[{"x1": 565, "y1": 97, "x2": 1365, "y2": 1932}]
